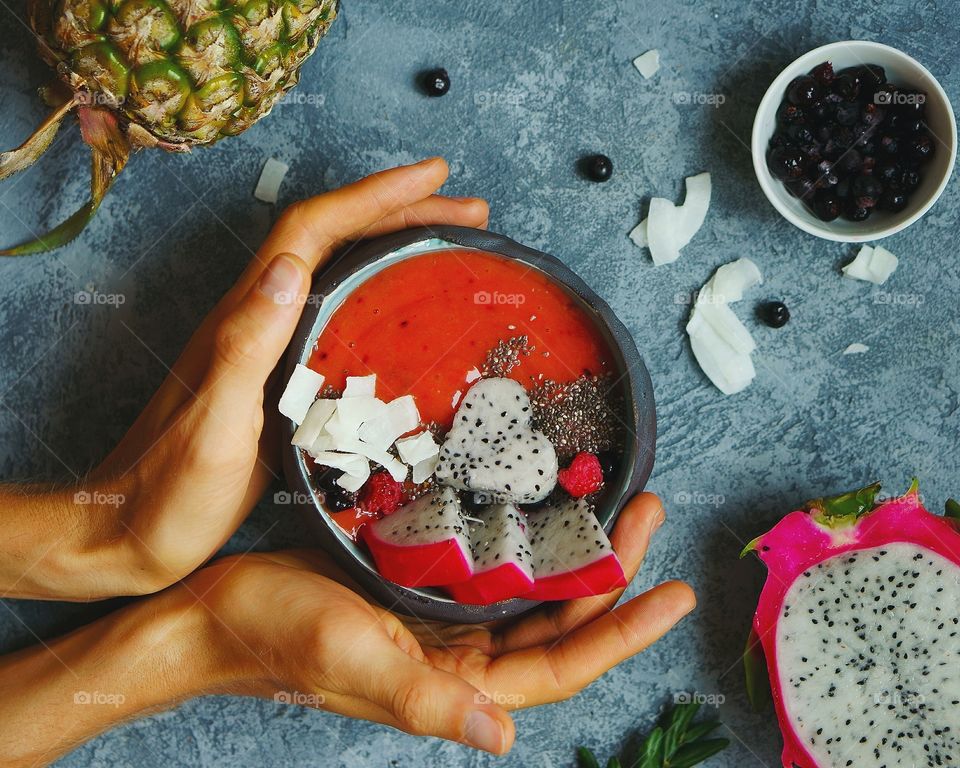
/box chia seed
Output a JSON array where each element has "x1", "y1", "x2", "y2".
[{"x1": 481, "y1": 336, "x2": 533, "y2": 378}]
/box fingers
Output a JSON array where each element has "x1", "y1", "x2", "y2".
[
  {"x1": 357, "y1": 644, "x2": 515, "y2": 755},
  {"x1": 360, "y1": 194, "x2": 489, "y2": 236},
  {"x1": 494, "y1": 492, "x2": 665, "y2": 654},
  {"x1": 257, "y1": 157, "x2": 452, "y2": 272},
  {"x1": 196, "y1": 253, "x2": 310, "y2": 435},
  {"x1": 487, "y1": 580, "x2": 696, "y2": 708}
]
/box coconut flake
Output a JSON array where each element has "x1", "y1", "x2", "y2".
[
  {"x1": 312, "y1": 451, "x2": 369, "y2": 479},
  {"x1": 412, "y1": 455, "x2": 440, "y2": 484},
  {"x1": 465, "y1": 367, "x2": 481, "y2": 384},
  {"x1": 335, "y1": 395, "x2": 387, "y2": 431},
  {"x1": 356, "y1": 395, "x2": 420, "y2": 450},
  {"x1": 254, "y1": 158, "x2": 288, "y2": 204},
  {"x1": 343, "y1": 374, "x2": 377, "y2": 398},
  {"x1": 278, "y1": 364, "x2": 325, "y2": 424},
  {"x1": 336, "y1": 464, "x2": 371, "y2": 492},
  {"x1": 337, "y1": 439, "x2": 408, "y2": 482},
  {"x1": 633, "y1": 49, "x2": 660, "y2": 79},
  {"x1": 291, "y1": 398, "x2": 337, "y2": 450},
  {"x1": 395, "y1": 431, "x2": 440, "y2": 466},
  {"x1": 842, "y1": 245, "x2": 898, "y2": 285},
  {"x1": 686, "y1": 259, "x2": 763, "y2": 395},
  {"x1": 633, "y1": 172, "x2": 711, "y2": 265},
  {"x1": 843, "y1": 343, "x2": 870, "y2": 355}
]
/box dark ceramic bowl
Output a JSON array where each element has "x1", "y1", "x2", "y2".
[{"x1": 281, "y1": 226, "x2": 656, "y2": 623}]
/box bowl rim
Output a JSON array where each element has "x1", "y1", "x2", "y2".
[
  {"x1": 280, "y1": 225, "x2": 657, "y2": 623},
  {"x1": 751, "y1": 39, "x2": 958, "y2": 242}
]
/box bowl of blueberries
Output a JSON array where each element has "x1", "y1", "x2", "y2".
[{"x1": 752, "y1": 40, "x2": 957, "y2": 242}]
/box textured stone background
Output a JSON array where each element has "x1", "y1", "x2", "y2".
[{"x1": 1, "y1": 1, "x2": 958, "y2": 766}]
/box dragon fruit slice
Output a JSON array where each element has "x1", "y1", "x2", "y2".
[
  {"x1": 743, "y1": 481, "x2": 960, "y2": 768},
  {"x1": 446, "y1": 504, "x2": 535, "y2": 605},
  {"x1": 361, "y1": 486, "x2": 473, "y2": 588},
  {"x1": 435, "y1": 377, "x2": 558, "y2": 504},
  {"x1": 525, "y1": 498, "x2": 626, "y2": 601}
]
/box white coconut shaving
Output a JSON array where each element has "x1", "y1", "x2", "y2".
[
  {"x1": 842, "y1": 245, "x2": 898, "y2": 285},
  {"x1": 843, "y1": 343, "x2": 870, "y2": 355},
  {"x1": 631, "y1": 172, "x2": 712, "y2": 266},
  {"x1": 633, "y1": 50, "x2": 660, "y2": 79},
  {"x1": 254, "y1": 158, "x2": 288, "y2": 204},
  {"x1": 685, "y1": 258, "x2": 763, "y2": 395},
  {"x1": 278, "y1": 364, "x2": 325, "y2": 424}
]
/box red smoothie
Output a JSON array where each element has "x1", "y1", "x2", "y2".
[{"x1": 309, "y1": 249, "x2": 616, "y2": 427}]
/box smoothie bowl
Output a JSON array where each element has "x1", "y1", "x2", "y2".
[{"x1": 279, "y1": 227, "x2": 655, "y2": 623}]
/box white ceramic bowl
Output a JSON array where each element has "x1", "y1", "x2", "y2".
[{"x1": 752, "y1": 40, "x2": 957, "y2": 242}]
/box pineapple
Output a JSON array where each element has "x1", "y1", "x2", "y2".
[{"x1": 0, "y1": 0, "x2": 338, "y2": 254}]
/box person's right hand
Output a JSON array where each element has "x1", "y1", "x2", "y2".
[{"x1": 186, "y1": 492, "x2": 695, "y2": 755}]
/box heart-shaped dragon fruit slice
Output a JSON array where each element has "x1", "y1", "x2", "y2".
[
  {"x1": 361, "y1": 486, "x2": 473, "y2": 587},
  {"x1": 435, "y1": 377, "x2": 558, "y2": 504},
  {"x1": 446, "y1": 503, "x2": 535, "y2": 605},
  {"x1": 742, "y1": 481, "x2": 960, "y2": 768}
]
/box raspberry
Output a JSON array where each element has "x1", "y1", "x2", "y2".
[
  {"x1": 557, "y1": 452, "x2": 605, "y2": 498},
  {"x1": 358, "y1": 471, "x2": 403, "y2": 515}
]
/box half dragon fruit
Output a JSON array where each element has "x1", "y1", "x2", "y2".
[
  {"x1": 361, "y1": 487, "x2": 473, "y2": 587},
  {"x1": 446, "y1": 504, "x2": 535, "y2": 605},
  {"x1": 526, "y1": 497, "x2": 627, "y2": 601},
  {"x1": 742, "y1": 481, "x2": 960, "y2": 768}
]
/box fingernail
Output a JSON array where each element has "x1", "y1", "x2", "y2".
[
  {"x1": 651, "y1": 506, "x2": 666, "y2": 533},
  {"x1": 464, "y1": 710, "x2": 504, "y2": 754},
  {"x1": 258, "y1": 254, "x2": 300, "y2": 305}
]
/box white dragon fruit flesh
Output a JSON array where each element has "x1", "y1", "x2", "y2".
[
  {"x1": 434, "y1": 377, "x2": 558, "y2": 504},
  {"x1": 525, "y1": 497, "x2": 626, "y2": 601},
  {"x1": 446, "y1": 503, "x2": 535, "y2": 605},
  {"x1": 743, "y1": 481, "x2": 960, "y2": 768},
  {"x1": 362, "y1": 486, "x2": 473, "y2": 587}
]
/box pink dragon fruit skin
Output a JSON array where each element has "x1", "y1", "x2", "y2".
[{"x1": 744, "y1": 483, "x2": 960, "y2": 768}]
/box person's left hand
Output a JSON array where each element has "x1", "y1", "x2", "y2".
[
  {"x1": 184, "y1": 492, "x2": 695, "y2": 755},
  {"x1": 1, "y1": 158, "x2": 488, "y2": 600}
]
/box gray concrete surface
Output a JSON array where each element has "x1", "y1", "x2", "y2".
[{"x1": 1, "y1": 1, "x2": 958, "y2": 766}]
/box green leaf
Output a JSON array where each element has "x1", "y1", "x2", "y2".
[
  {"x1": 606, "y1": 759, "x2": 623, "y2": 768},
  {"x1": 945, "y1": 498, "x2": 960, "y2": 521},
  {"x1": 743, "y1": 628, "x2": 772, "y2": 712},
  {"x1": 666, "y1": 738, "x2": 730, "y2": 768},
  {"x1": 577, "y1": 747, "x2": 601, "y2": 768},
  {"x1": 0, "y1": 200, "x2": 100, "y2": 256},
  {"x1": 680, "y1": 721, "x2": 720, "y2": 744},
  {"x1": 640, "y1": 726, "x2": 664, "y2": 768},
  {"x1": 670, "y1": 702, "x2": 699, "y2": 739},
  {"x1": 808, "y1": 481, "x2": 882, "y2": 526}
]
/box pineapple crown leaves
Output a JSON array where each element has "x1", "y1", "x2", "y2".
[{"x1": 576, "y1": 701, "x2": 730, "y2": 768}]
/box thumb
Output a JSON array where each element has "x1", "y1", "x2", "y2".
[
  {"x1": 199, "y1": 252, "x2": 310, "y2": 429},
  {"x1": 367, "y1": 647, "x2": 515, "y2": 755}
]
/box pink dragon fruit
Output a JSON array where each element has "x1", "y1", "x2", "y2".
[
  {"x1": 362, "y1": 487, "x2": 473, "y2": 587},
  {"x1": 526, "y1": 497, "x2": 626, "y2": 600},
  {"x1": 743, "y1": 481, "x2": 960, "y2": 768},
  {"x1": 446, "y1": 503, "x2": 535, "y2": 605}
]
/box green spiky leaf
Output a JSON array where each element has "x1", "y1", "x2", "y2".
[
  {"x1": 667, "y1": 739, "x2": 731, "y2": 768},
  {"x1": 743, "y1": 627, "x2": 771, "y2": 712},
  {"x1": 606, "y1": 759, "x2": 622, "y2": 768},
  {"x1": 808, "y1": 481, "x2": 882, "y2": 526},
  {"x1": 577, "y1": 747, "x2": 601, "y2": 768},
  {"x1": 945, "y1": 498, "x2": 960, "y2": 521}
]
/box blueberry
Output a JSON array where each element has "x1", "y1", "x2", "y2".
[
  {"x1": 785, "y1": 177, "x2": 816, "y2": 199},
  {"x1": 813, "y1": 190, "x2": 841, "y2": 221},
  {"x1": 787, "y1": 124, "x2": 816, "y2": 144},
  {"x1": 844, "y1": 201, "x2": 871, "y2": 221},
  {"x1": 788, "y1": 76, "x2": 822, "y2": 107},
  {"x1": 810, "y1": 61, "x2": 835, "y2": 86},
  {"x1": 314, "y1": 466, "x2": 356, "y2": 511},
  {"x1": 851, "y1": 174, "x2": 883, "y2": 200},
  {"x1": 876, "y1": 162, "x2": 900, "y2": 185},
  {"x1": 768, "y1": 147, "x2": 806, "y2": 180},
  {"x1": 835, "y1": 102, "x2": 860, "y2": 126},
  {"x1": 878, "y1": 134, "x2": 899, "y2": 156},
  {"x1": 907, "y1": 133, "x2": 935, "y2": 164},
  {"x1": 839, "y1": 149, "x2": 863, "y2": 174},
  {"x1": 777, "y1": 102, "x2": 806, "y2": 125},
  {"x1": 759, "y1": 301, "x2": 791, "y2": 328},
  {"x1": 814, "y1": 160, "x2": 838, "y2": 188},
  {"x1": 861, "y1": 102, "x2": 885, "y2": 127},
  {"x1": 833, "y1": 73, "x2": 860, "y2": 101},
  {"x1": 879, "y1": 189, "x2": 909, "y2": 212},
  {"x1": 582, "y1": 153, "x2": 613, "y2": 182},
  {"x1": 899, "y1": 168, "x2": 921, "y2": 191},
  {"x1": 421, "y1": 68, "x2": 450, "y2": 97}
]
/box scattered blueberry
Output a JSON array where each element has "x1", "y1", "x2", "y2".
[
  {"x1": 767, "y1": 59, "x2": 935, "y2": 223},
  {"x1": 422, "y1": 68, "x2": 450, "y2": 97},
  {"x1": 759, "y1": 301, "x2": 791, "y2": 328},
  {"x1": 314, "y1": 466, "x2": 356, "y2": 511},
  {"x1": 582, "y1": 153, "x2": 613, "y2": 182}
]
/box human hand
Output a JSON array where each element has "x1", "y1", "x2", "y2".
[
  {"x1": 0, "y1": 158, "x2": 489, "y2": 600},
  {"x1": 189, "y1": 493, "x2": 694, "y2": 755}
]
